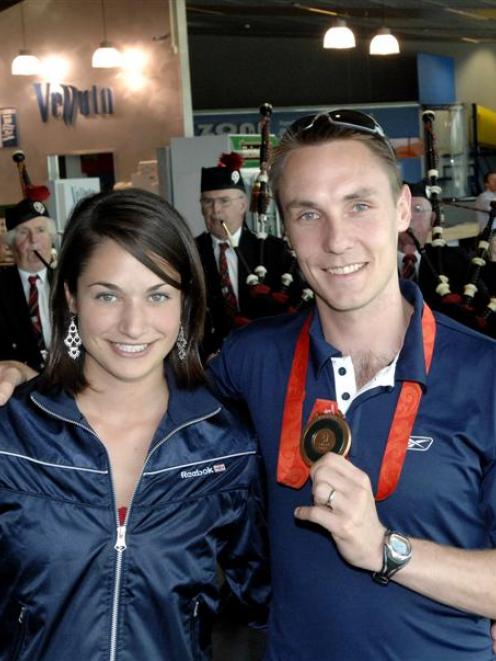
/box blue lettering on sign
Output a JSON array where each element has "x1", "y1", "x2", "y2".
[
  {"x1": 62, "y1": 85, "x2": 78, "y2": 125},
  {"x1": 34, "y1": 83, "x2": 114, "y2": 125}
]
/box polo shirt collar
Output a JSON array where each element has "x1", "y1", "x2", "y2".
[{"x1": 308, "y1": 280, "x2": 429, "y2": 388}]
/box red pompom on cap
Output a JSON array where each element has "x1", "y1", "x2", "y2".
[
  {"x1": 26, "y1": 184, "x2": 50, "y2": 202},
  {"x1": 218, "y1": 152, "x2": 244, "y2": 172}
]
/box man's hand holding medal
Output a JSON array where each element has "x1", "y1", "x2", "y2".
[{"x1": 295, "y1": 409, "x2": 386, "y2": 573}]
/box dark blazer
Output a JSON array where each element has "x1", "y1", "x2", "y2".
[
  {"x1": 0, "y1": 266, "x2": 52, "y2": 371},
  {"x1": 196, "y1": 225, "x2": 305, "y2": 356}
]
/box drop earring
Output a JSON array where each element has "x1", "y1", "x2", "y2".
[
  {"x1": 176, "y1": 325, "x2": 187, "y2": 361},
  {"x1": 64, "y1": 315, "x2": 82, "y2": 360}
]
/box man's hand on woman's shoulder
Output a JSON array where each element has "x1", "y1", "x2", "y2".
[{"x1": 0, "y1": 361, "x2": 38, "y2": 405}]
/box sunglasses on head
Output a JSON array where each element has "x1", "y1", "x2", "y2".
[{"x1": 287, "y1": 109, "x2": 395, "y2": 156}]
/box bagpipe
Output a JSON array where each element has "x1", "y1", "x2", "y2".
[
  {"x1": 12, "y1": 150, "x2": 56, "y2": 269},
  {"x1": 457, "y1": 200, "x2": 496, "y2": 331},
  {"x1": 249, "y1": 101, "x2": 273, "y2": 294},
  {"x1": 249, "y1": 102, "x2": 313, "y2": 311},
  {"x1": 221, "y1": 103, "x2": 313, "y2": 323},
  {"x1": 414, "y1": 110, "x2": 496, "y2": 334},
  {"x1": 249, "y1": 102, "x2": 298, "y2": 305},
  {"x1": 421, "y1": 110, "x2": 459, "y2": 303},
  {"x1": 254, "y1": 103, "x2": 310, "y2": 308}
]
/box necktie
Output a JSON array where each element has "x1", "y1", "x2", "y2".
[
  {"x1": 28, "y1": 275, "x2": 46, "y2": 352},
  {"x1": 401, "y1": 253, "x2": 417, "y2": 280},
  {"x1": 218, "y1": 242, "x2": 238, "y2": 320}
]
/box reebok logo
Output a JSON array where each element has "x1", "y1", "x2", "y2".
[
  {"x1": 180, "y1": 463, "x2": 226, "y2": 479},
  {"x1": 407, "y1": 436, "x2": 434, "y2": 451}
]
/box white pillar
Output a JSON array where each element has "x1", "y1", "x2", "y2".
[{"x1": 170, "y1": 0, "x2": 193, "y2": 137}]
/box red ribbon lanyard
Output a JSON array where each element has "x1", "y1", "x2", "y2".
[{"x1": 277, "y1": 304, "x2": 437, "y2": 500}]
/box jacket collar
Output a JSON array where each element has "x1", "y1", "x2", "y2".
[{"x1": 30, "y1": 367, "x2": 222, "y2": 431}]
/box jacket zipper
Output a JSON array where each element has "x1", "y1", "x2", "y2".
[
  {"x1": 11, "y1": 604, "x2": 28, "y2": 661},
  {"x1": 31, "y1": 395, "x2": 221, "y2": 661},
  {"x1": 108, "y1": 525, "x2": 127, "y2": 661}
]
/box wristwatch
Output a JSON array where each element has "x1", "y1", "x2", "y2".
[{"x1": 372, "y1": 529, "x2": 412, "y2": 586}]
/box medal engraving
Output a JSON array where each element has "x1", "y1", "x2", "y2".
[
  {"x1": 313, "y1": 429, "x2": 337, "y2": 454},
  {"x1": 301, "y1": 412, "x2": 351, "y2": 466}
]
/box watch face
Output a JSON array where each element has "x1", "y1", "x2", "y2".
[{"x1": 389, "y1": 533, "x2": 411, "y2": 561}]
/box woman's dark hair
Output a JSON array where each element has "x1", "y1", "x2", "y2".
[{"x1": 44, "y1": 188, "x2": 206, "y2": 393}]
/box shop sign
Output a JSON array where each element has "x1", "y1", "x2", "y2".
[{"x1": 33, "y1": 83, "x2": 114, "y2": 126}]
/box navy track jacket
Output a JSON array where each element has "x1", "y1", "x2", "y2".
[{"x1": 0, "y1": 375, "x2": 270, "y2": 660}]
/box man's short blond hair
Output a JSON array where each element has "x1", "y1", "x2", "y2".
[{"x1": 270, "y1": 121, "x2": 402, "y2": 212}]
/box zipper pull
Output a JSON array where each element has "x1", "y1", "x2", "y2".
[
  {"x1": 114, "y1": 525, "x2": 127, "y2": 551},
  {"x1": 18, "y1": 605, "x2": 26, "y2": 624}
]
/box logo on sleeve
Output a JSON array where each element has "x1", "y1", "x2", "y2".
[{"x1": 407, "y1": 436, "x2": 433, "y2": 452}]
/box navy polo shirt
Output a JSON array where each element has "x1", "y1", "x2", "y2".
[{"x1": 209, "y1": 281, "x2": 496, "y2": 660}]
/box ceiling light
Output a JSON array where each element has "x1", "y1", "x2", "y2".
[
  {"x1": 92, "y1": 41, "x2": 122, "y2": 68},
  {"x1": 11, "y1": 49, "x2": 41, "y2": 76},
  {"x1": 92, "y1": 0, "x2": 122, "y2": 68},
  {"x1": 369, "y1": 27, "x2": 400, "y2": 55},
  {"x1": 323, "y1": 19, "x2": 356, "y2": 49},
  {"x1": 11, "y1": 2, "x2": 40, "y2": 76}
]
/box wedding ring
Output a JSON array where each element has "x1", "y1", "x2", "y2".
[{"x1": 326, "y1": 487, "x2": 337, "y2": 510}]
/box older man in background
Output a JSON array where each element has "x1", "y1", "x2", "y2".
[
  {"x1": 398, "y1": 181, "x2": 469, "y2": 311},
  {"x1": 0, "y1": 197, "x2": 56, "y2": 370},
  {"x1": 196, "y1": 152, "x2": 305, "y2": 357}
]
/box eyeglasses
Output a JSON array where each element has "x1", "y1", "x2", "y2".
[
  {"x1": 287, "y1": 109, "x2": 395, "y2": 157},
  {"x1": 200, "y1": 195, "x2": 245, "y2": 210}
]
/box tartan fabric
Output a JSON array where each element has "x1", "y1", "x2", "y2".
[
  {"x1": 218, "y1": 242, "x2": 238, "y2": 320},
  {"x1": 28, "y1": 275, "x2": 46, "y2": 352}
]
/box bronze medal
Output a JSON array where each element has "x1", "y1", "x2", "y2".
[{"x1": 301, "y1": 412, "x2": 351, "y2": 466}]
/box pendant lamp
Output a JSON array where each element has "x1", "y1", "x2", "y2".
[
  {"x1": 92, "y1": 0, "x2": 122, "y2": 68},
  {"x1": 11, "y1": 1, "x2": 40, "y2": 76},
  {"x1": 323, "y1": 19, "x2": 356, "y2": 49}
]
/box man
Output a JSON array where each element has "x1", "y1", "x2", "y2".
[
  {"x1": 208, "y1": 111, "x2": 496, "y2": 659},
  {"x1": 196, "y1": 153, "x2": 304, "y2": 356},
  {"x1": 398, "y1": 181, "x2": 469, "y2": 310},
  {"x1": 474, "y1": 171, "x2": 496, "y2": 232},
  {"x1": 1, "y1": 113, "x2": 496, "y2": 659},
  {"x1": 0, "y1": 197, "x2": 56, "y2": 370}
]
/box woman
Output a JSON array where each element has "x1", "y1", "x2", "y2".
[{"x1": 0, "y1": 189, "x2": 269, "y2": 660}]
